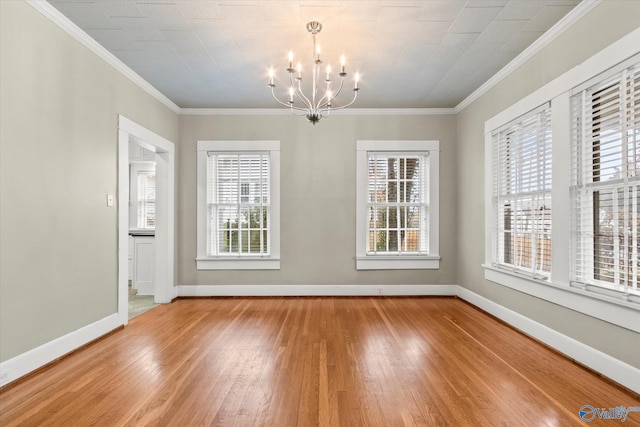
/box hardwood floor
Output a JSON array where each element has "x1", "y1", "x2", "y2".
[{"x1": 1, "y1": 297, "x2": 638, "y2": 426}]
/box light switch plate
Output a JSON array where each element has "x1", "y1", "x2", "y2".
[{"x1": 107, "y1": 194, "x2": 114, "y2": 207}]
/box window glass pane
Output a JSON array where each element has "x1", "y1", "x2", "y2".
[
  {"x1": 572, "y1": 62, "x2": 640, "y2": 296},
  {"x1": 208, "y1": 153, "x2": 270, "y2": 256},
  {"x1": 217, "y1": 156, "x2": 239, "y2": 204},
  {"x1": 366, "y1": 153, "x2": 428, "y2": 255},
  {"x1": 376, "y1": 230, "x2": 388, "y2": 252},
  {"x1": 249, "y1": 230, "x2": 261, "y2": 253},
  {"x1": 493, "y1": 106, "x2": 552, "y2": 277},
  {"x1": 263, "y1": 230, "x2": 268, "y2": 253}
]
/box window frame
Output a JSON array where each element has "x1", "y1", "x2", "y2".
[
  {"x1": 483, "y1": 30, "x2": 640, "y2": 332},
  {"x1": 570, "y1": 56, "x2": 640, "y2": 298},
  {"x1": 356, "y1": 140, "x2": 440, "y2": 270},
  {"x1": 196, "y1": 140, "x2": 280, "y2": 270},
  {"x1": 491, "y1": 103, "x2": 552, "y2": 278}
]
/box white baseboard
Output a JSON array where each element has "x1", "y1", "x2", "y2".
[
  {"x1": 456, "y1": 287, "x2": 640, "y2": 395},
  {"x1": 0, "y1": 313, "x2": 122, "y2": 388},
  {"x1": 177, "y1": 284, "x2": 458, "y2": 297}
]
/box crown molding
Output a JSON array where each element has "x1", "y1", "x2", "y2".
[
  {"x1": 26, "y1": 0, "x2": 181, "y2": 114},
  {"x1": 179, "y1": 108, "x2": 455, "y2": 116},
  {"x1": 454, "y1": 0, "x2": 603, "y2": 114},
  {"x1": 181, "y1": 108, "x2": 291, "y2": 116}
]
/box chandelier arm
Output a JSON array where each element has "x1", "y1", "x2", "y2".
[
  {"x1": 312, "y1": 65, "x2": 317, "y2": 108},
  {"x1": 315, "y1": 80, "x2": 333, "y2": 109},
  {"x1": 328, "y1": 90, "x2": 359, "y2": 110},
  {"x1": 270, "y1": 86, "x2": 308, "y2": 112},
  {"x1": 293, "y1": 106, "x2": 312, "y2": 113},
  {"x1": 294, "y1": 88, "x2": 312, "y2": 111},
  {"x1": 315, "y1": 93, "x2": 329, "y2": 110},
  {"x1": 270, "y1": 87, "x2": 294, "y2": 108},
  {"x1": 289, "y1": 107, "x2": 310, "y2": 116},
  {"x1": 332, "y1": 77, "x2": 345, "y2": 99},
  {"x1": 318, "y1": 90, "x2": 359, "y2": 112},
  {"x1": 317, "y1": 77, "x2": 344, "y2": 110},
  {"x1": 290, "y1": 104, "x2": 313, "y2": 112},
  {"x1": 292, "y1": 73, "x2": 313, "y2": 110}
]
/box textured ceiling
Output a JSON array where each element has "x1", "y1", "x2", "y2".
[{"x1": 47, "y1": 0, "x2": 581, "y2": 109}]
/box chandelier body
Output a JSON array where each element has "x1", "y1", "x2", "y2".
[{"x1": 268, "y1": 21, "x2": 359, "y2": 124}]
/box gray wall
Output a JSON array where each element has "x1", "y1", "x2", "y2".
[
  {"x1": 456, "y1": 0, "x2": 640, "y2": 369},
  {"x1": 0, "y1": 1, "x2": 179, "y2": 362},
  {"x1": 178, "y1": 114, "x2": 457, "y2": 287}
]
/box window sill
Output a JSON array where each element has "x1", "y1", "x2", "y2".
[
  {"x1": 483, "y1": 264, "x2": 640, "y2": 333},
  {"x1": 196, "y1": 257, "x2": 280, "y2": 270},
  {"x1": 356, "y1": 255, "x2": 440, "y2": 270}
]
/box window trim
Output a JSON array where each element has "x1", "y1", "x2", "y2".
[
  {"x1": 483, "y1": 28, "x2": 640, "y2": 331},
  {"x1": 356, "y1": 140, "x2": 440, "y2": 270},
  {"x1": 196, "y1": 140, "x2": 280, "y2": 270}
]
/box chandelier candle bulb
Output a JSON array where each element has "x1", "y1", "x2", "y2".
[
  {"x1": 340, "y1": 55, "x2": 346, "y2": 74},
  {"x1": 326, "y1": 65, "x2": 331, "y2": 81},
  {"x1": 268, "y1": 68, "x2": 274, "y2": 86},
  {"x1": 289, "y1": 87, "x2": 294, "y2": 103},
  {"x1": 355, "y1": 72, "x2": 359, "y2": 90},
  {"x1": 296, "y1": 63, "x2": 302, "y2": 79},
  {"x1": 287, "y1": 51, "x2": 294, "y2": 71}
]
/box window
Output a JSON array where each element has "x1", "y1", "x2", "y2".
[
  {"x1": 571, "y1": 58, "x2": 640, "y2": 297},
  {"x1": 484, "y1": 38, "x2": 640, "y2": 332},
  {"x1": 196, "y1": 141, "x2": 280, "y2": 270},
  {"x1": 129, "y1": 163, "x2": 155, "y2": 230},
  {"x1": 208, "y1": 153, "x2": 269, "y2": 256},
  {"x1": 367, "y1": 153, "x2": 429, "y2": 254},
  {"x1": 492, "y1": 105, "x2": 552, "y2": 278},
  {"x1": 356, "y1": 140, "x2": 439, "y2": 270},
  {"x1": 137, "y1": 170, "x2": 156, "y2": 229}
]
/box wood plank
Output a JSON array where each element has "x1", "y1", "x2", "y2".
[{"x1": 0, "y1": 297, "x2": 638, "y2": 426}]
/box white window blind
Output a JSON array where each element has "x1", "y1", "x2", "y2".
[
  {"x1": 136, "y1": 170, "x2": 155, "y2": 229},
  {"x1": 492, "y1": 105, "x2": 552, "y2": 277},
  {"x1": 571, "y1": 59, "x2": 640, "y2": 297},
  {"x1": 367, "y1": 153, "x2": 429, "y2": 254},
  {"x1": 207, "y1": 152, "x2": 270, "y2": 257}
]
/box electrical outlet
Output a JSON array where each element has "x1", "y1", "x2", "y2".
[
  {"x1": 377, "y1": 287, "x2": 383, "y2": 295},
  {"x1": 0, "y1": 372, "x2": 9, "y2": 385}
]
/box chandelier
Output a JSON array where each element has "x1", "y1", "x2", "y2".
[{"x1": 267, "y1": 21, "x2": 360, "y2": 125}]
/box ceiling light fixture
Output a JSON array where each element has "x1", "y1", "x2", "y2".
[{"x1": 268, "y1": 21, "x2": 360, "y2": 125}]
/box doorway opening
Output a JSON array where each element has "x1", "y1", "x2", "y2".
[
  {"x1": 128, "y1": 144, "x2": 157, "y2": 318},
  {"x1": 118, "y1": 116, "x2": 175, "y2": 325}
]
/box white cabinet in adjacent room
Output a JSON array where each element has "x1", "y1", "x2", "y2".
[
  {"x1": 132, "y1": 235, "x2": 154, "y2": 295},
  {"x1": 128, "y1": 236, "x2": 134, "y2": 281}
]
